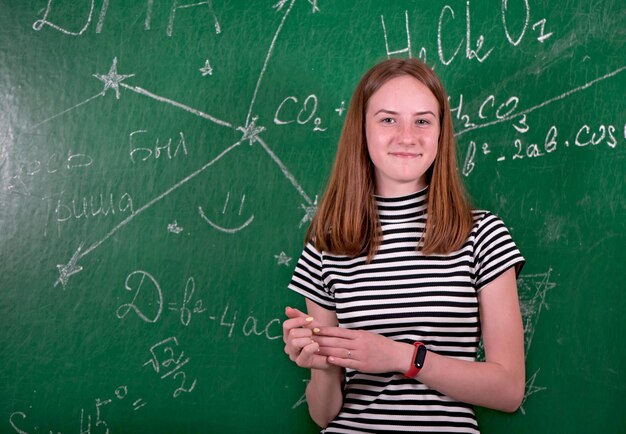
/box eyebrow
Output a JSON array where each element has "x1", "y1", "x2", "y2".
[{"x1": 373, "y1": 109, "x2": 437, "y2": 117}]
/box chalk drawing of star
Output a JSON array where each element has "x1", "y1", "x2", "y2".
[
  {"x1": 308, "y1": 0, "x2": 320, "y2": 13},
  {"x1": 167, "y1": 220, "x2": 184, "y2": 234},
  {"x1": 518, "y1": 269, "x2": 555, "y2": 354},
  {"x1": 93, "y1": 57, "x2": 135, "y2": 99},
  {"x1": 237, "y1": 116, "x2": 266, "y2": 145},
  {"x1": 272, "y1": 0, "x2": 289, "y2": 11},
  {"x1": 518, "y1": 369, "x2": 547, "y2": 415},
  {"x1": 524, "y1": 369, "x2": 547, "y2": 399},
  {"x1": 55, "y1": 243, "x2": 84, "y2": 289},
  {"x1": 274, "y1": 251, "x2": 292, "y2": 266},
  {"x1": 299, "y1": 195, "x2": 318, "y2": 228},
  {"x1": 199, "y1": 59, "x2": 213, "y2": 76}
]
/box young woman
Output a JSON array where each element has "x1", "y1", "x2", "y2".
[{"x1": 282, "y1": 58, "x2": 525, "y2": 433}]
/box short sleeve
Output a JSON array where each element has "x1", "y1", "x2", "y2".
[
  {"x1": 288, "y1": 242, "x2": 336, "y2": 310},
  {"x1": 473, "y1": 212, "x2": 525, "y2": 291}
]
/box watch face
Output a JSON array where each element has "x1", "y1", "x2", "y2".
[{"x1": 414, "y1": 345, "x2": 427, "y2": 368}]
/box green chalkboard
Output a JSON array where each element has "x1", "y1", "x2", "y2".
[{"x1": 1, "y1": 1, "x2": 625, "y2": 433}]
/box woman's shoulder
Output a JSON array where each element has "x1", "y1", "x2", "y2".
[
  {"x1": 469, "y1": 209, "x2": 511, "y2": 234},
  {"x1": 470, "y1": 209, "x2": 498, "y2": 223}
]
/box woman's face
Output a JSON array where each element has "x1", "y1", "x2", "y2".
[{"x1": 365, "y1": 75, "x2": 440, "y2": 197}]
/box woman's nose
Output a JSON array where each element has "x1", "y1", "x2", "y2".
[{"x1": 397, "y1": 122, "x2": 415, "y2": 145}]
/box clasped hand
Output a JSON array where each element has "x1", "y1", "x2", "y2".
[{"x1": 283, "y1": 307, "x2": 406, "y2": 374}]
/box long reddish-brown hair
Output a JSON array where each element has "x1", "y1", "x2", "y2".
[{"x1": 306, "y1": 58, "x2": 473, "y2": 258}]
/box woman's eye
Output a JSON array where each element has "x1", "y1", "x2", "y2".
[
  {"x1": 381, "y1": 117, "x2": 395, "y2": 124},
  {"x1": 416, "y1": 119, "x2": 430, "y2": 126}
]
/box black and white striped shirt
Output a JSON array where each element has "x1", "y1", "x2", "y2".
[{"x1": 288, "y1": 187, "x2": 525, "y2": 433}]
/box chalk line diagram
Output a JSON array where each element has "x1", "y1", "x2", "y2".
[
  {"x1": 29, "y1": 2, "x2": 620, "y2": 299},
  {"x1": 20, "y1": 3, "x2": 609, "y2": 418},
  {"x1": 31, "y1": 1, "x2": 312, "y2": 288},
  {"x1": 516, "y1": 268, "x2": 555, "y2": 414},
  {"x1": 474, "y1": 268, "x2": 555, "y2": 412}
]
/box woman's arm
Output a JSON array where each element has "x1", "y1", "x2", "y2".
[
  {"x1": 303, "y1": 299, "x2": 344, "y2": 427},
  {"x1": 316, "y1": 267, "x2": 525, "y2": 412},
  {"x1": 414, "y1": 267, "x2": 526, "y2": 411},
  {"x1": 282, "y1": 300, "x2": 344, "y2": 427}
]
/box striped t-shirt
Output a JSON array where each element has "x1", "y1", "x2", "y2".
[{"x1": 288, "y1": 187, "x2": 525, "y2": 434}]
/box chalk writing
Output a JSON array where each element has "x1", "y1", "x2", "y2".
[
  {"x1": 9, "y1": 386, "x2": 145, "y2": 434},
  {"x1": 59, "y1": 192, "x2": 134, "y2": 221},
  {"x1": 167, "y1": 1, "x2": 216, "y2": 37},
  {"x1": 116, "y1": 270, "x2": 164, "y2": 324},
  {"x1": 456, "y1": 65, "x2": 626, "y2": 137},
  {"x1": 388, "y1": 2, "x2": 553, "y2": 66},
  {"x1": 168, "y1": 277, "x2": 206, "y2": 326},
  {"x1": 79, "y1": 385, "x2": 146, "y2": 433},
  {"x1": 335, "y1": 101, "x2": 346, "y2": 116},
  {"x1": 6, "y1": 151, "x2": 93, "y2": 198},
  {"x1": 32, "y1": 0, "x2": 96, "y2": 36},
  {"x1": 462, "y1": 121, "x2": 622, "y2": 176},
  {"x1": 502, "y1": 0, "x2": 553, "y2": 46},
  {"x1": 450, "y1": 92, "x2": 527, "y2": 135},
  {"x1": 8, "y1": 1, "x2": 622, "y2": 430},
  {"x1": 30, "y1": 0, "x2": 620, "y2": 290},
  {"x1": 33, "y1": 0, "x2": 221, "y2": 37},
  {"x1": 274, "y1": 94, "x2": 327, "y2": 132},
  {"x1": 144, "y1": 337, "x2": 197, "y2": 398},
  {"x1": 34, "y1": 0, "x2": 316, "y2": 289},
  {"x1": 53, "y1": 138, "x2": 244, "y2": 288},
  {"x1": 48, "y1": 192, "x2": 134, "y2": 237},
  {"x1": 116, "y1": 270, "x2": 281, "y2": 339},
  {"x1": 381, "y1": 10, "x2": 413, "y2": 59},
  {"x1": 129, "y1": 130, "x2": 189, "y2": 163},
  {"x1": 462, "y1": 140, "x2": 476, "y2": 177}
]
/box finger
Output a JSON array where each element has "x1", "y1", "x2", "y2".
[
  {"x1": 288, "y1": 327, "x2": 313, "y2": 340},
  {"x1": 316, "y1": 346, "x2": 354, "y2": 360},
  {"x1": 284, "y1": 329, "x2": 313, "y2": 354},
  {"x1": 282, "y1": 316, "x2": 315, "y2": 341},
  {"x1": 283, "y1": 327, "x2": 312, "y2": 347},
  {"x1": 315, "y1": 326, "x2": 357, "y2": 339},
  {"x1": 327, "y1": 355, "x2": 358, "y2": 370},
  {"x1": 285, "y1": 336, "x2": 316, "y2": 360},
  {"x1": 291, "y1": 336, "x2": 315, "y2": 350},
  {"x1": 283, "y1": 315, "x2": 314, "y2": 330},
  {"x1": 296, "y1": 341, "x2": 322, "y2": 367},
  {"x1": 312, "y1": 336, "x2": 354, "y2": 348},
  {"x1": 285, "y1": 306, "x2": 306, "y2": 319}
]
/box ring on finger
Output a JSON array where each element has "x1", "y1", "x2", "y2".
[{"x1": 347, "y1": 350, "x2": 351, "y2": 359}]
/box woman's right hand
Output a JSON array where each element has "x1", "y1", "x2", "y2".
[{"x1": 283, "y1": 306, "x2": 331, "y2": 370}]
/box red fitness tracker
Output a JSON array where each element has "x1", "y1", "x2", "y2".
[{"x1": 404, "y1": 342, "x2": 427, "y2": 378}]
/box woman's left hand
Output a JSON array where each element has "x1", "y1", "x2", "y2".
[{"x1": 313, "y1": 327, "x2": 413, "y2": 374}]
